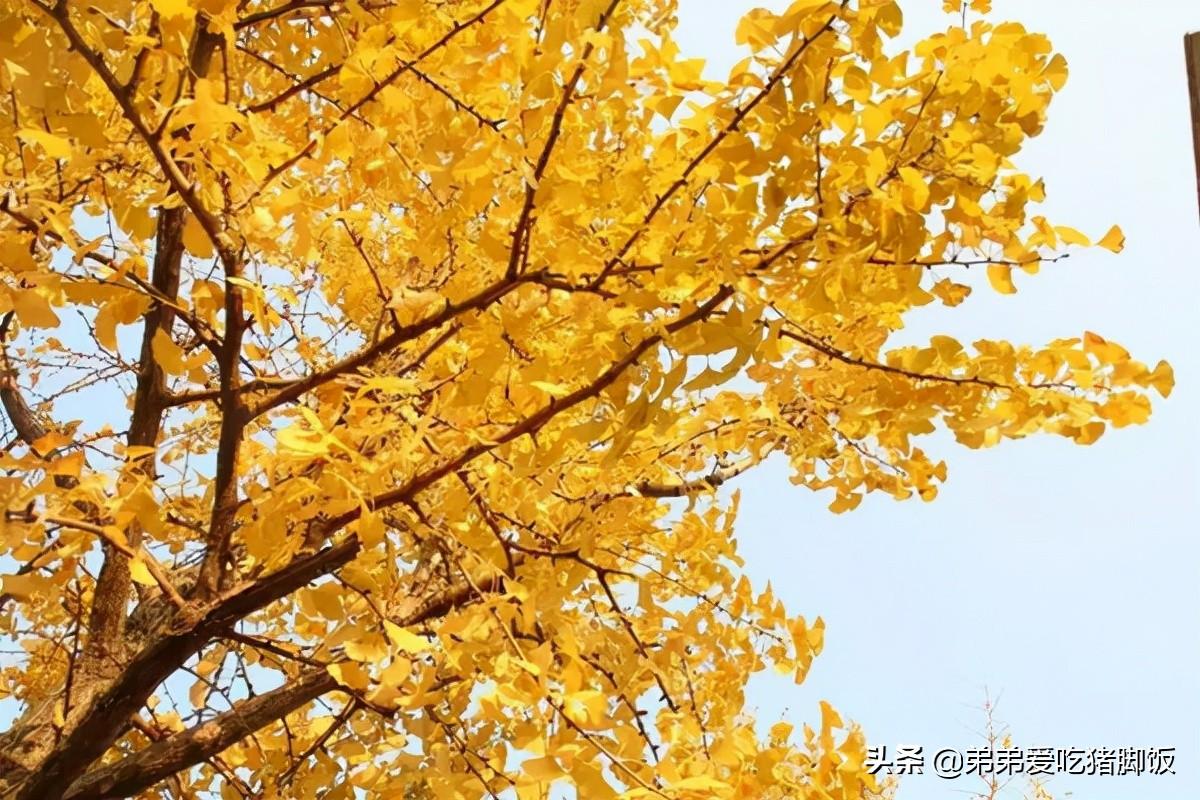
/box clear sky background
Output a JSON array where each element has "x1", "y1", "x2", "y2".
[{"x1": 675, "y1": 2, "x2": 1199, "y2": 798}]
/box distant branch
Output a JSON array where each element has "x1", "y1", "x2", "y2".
[
  {"x1": 780, "y1": 327, "x2": 1010, "y2": 390},
  {"x1": 321, "y1": 286, "x2": 735, "y2": 533},
  {"x1": 634, "y1": 456, "x2": 758, "y2": 498}
]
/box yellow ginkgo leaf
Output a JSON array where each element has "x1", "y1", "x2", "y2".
[
  {"x1": 128, "y1": 557, "x2": 157, "y2": 587},
  {"x1": 150, "y1": 0, "x2": 194, "y2": 22},
  {"x1": 0, "y1": 2, "x2": 1173, "y2": 797},
  {"x1": 0, "y1": 573, "x2": 51, "y2": 601},
  {"x1": 1055, "y1": 225, "x2": 1091, "y2": 246},
  {"x1": 151, "y1": 330, "x2": 186, "y2": 376},
  {"x1": 182, "y1": 215, "x2": 214, "y2": 258},
  {"x1": 1096, "y1": 224, "x2": 1125, "y2": 253},
  {"x1": 522, "y1": 756, "x2": 564, "y2": 782},
  {"x1": 931, "y1": 279, "x2": 971, "y2": 307},
  {"x1": 1148, "y1": 360, "x2": 1175, "y2": 398},
  {"x1": 188, "y1": 679, "x2": 209, "y2": 711},
  {"x1": 384, "y1": 620, "x2": 431, "y2": 654},
  {"x1": 327, "y1": 662, "x2": 370, "y2": 691},
  {"x1": 17, "y1": 128, "x2": 71, "y2": 160},
  {"x1": 561, "y1": 690, "x2": 608, "y2": 728},
  {"x1": 12, "y1": 289, "x2": 60, "y2": 328},
  {"x1": 987, "y1": 264, "x2": 1017, "y2": 295}
]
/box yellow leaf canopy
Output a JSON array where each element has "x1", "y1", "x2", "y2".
[{"x1": 0, "y1": 1, "x2": 1167, "y2": 799}]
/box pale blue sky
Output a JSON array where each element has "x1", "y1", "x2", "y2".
[{"x1": 675, "y1": 1, "x2": 1199, "y2": 798}]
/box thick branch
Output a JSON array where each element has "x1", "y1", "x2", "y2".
[
  {"x1": 7, "y1": 539, "x2": 357, "y2": 800},
  {"x1": 195, "y1": 300, "x2": 251, "y2": 595},
  {"x1": 63, "y1": 667, "x2": 339, "y2": 800}
]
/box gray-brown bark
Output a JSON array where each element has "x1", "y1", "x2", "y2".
[
  {"x1": 62, "y1": 666, "x2": 340, "y2": 800},
  {"x1": 0, "y1": 2, "x2": 572, "y2": 794},
  {"x1": 3, "y1": 537, "x2": 360, "y2": 800},
  {"x1": 0, "y1": 23, "x2": 223, "y2": 797}
]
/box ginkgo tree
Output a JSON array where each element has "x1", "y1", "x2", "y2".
[{"x1": 0, "y1": 0, "x2": 1171, "y2": 796}]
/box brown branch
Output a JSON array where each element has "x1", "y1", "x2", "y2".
[
  {"x1": 0, "y1": 374, "x2": 49, "y2": 448},
  {"x1": 1, "y1": 314, "x2": 166, "y2": 642},
  {"x1": 411, "y1": 66, "x2": 504, "y2": 130},
  {"x1": 38, "y1": 514, "x2": 187, "y2": 611},
  {"x1": 277, "y1": 698, "x2": 357, "y2": 785},
  {"x1": 222, "y1": 630, "x2": 324, "y2": 668},
  {"x1": 547, "y1": 696, "x2": 668, "y2": 798},
  {"x1": 779, "y1": 327, "x2": 1010, "y2": 390},
  {"x1": 1188, "y1": 31, "x2": 1200, "y2": 221},
  {"x1": 105, "y1": 114, "x2": 217, "y2": 656},
  {"x1": 124, "y1": 717, "x2": 190, "y2": 798},
  {"x1": 162, "y1": 375, "x2": 294, "y2": 408},
  {"x1": 321, "y1": 286, "x2": 735, "y2": 534},
  {"x1": 195, "y1": 305, "x2": 251, "y2": 595},
  {"x1": 249, "y1": 270, "x2": 542, "y2": 418},
  {"x1": 8, "y1": 538, "x2": 358, "y2": 800},
  {"x1": 505, "y1": 0, "x2": 621, "y2": 280},
  {"x1": 0, "y1": 195, "x2": 224, "y2": 356},
  {"x1": 39, "y1": 5, "x2": 238, "y2": 269},
  {"x1": 594, "y1": 569, "x2": 676, "y2": 712},
  {"x1": 591, "y1": 12, "x2": 840, "y2": 287},
  {"x1": 341, "y1": 0, "x2": 508, "y2": 120},
  {"x1": 244, "y1": 0, "x2": 508, "y2": 204},
  {"x1": 866, "y1": 253, "x2": 1069, "y2": 269},
  {"x1": 244, "y1": 62, "x2": 340, "y2": 114},
  {"x1": 63, "y1": 667, "x2": 340, "y2": 800},
  {"x1": 339, "y1": 219, "x2": 400, "y2": 330},
  {"x1": 634, "y1": 456, "x2": 757, "y2": 498},
  {"x1": 31, "y1": 10, "x2": 225, "y2": 700},
  {"x1": 234, "y1": 0, "x2": 340, "y2": 29}
]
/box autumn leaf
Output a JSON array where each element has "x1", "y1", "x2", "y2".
[
  {"x1": 151, "y1": 330, "x2": 186, "y2": 376},
  {"x1": 383, "y1": 621, "x2": 432, "y2": 654},
  {"x1": 1097, "y1": 224, "x2": 1126, "y2": 253},
  {"x1": 987, "y1": 264, "x2": 1017, "y2": 295},
  {"x1": 128, "y1": 558, "x2": 157, "y2": 587},
  {"x1": 12, "y1": 289, "x2": 60, "y2": 327},
  {"x1": 16, "y1": 129, "x2": 72, "y2": 160},
  {"x1": 1055, "y1": 225, "x2": 1091, "y2": 246}
]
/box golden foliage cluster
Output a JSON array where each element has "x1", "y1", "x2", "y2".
[{"x1": 0, "y1": 0, "x2": 1168, "y2": 797}]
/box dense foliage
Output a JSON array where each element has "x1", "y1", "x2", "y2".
[{"x1": 0, "y1": 0, "x2": 1169, "y2": 797}]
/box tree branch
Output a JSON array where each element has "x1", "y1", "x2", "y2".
[
  {"x1": 634, "y1": 456, "x2": 758, "y2": 498},
  {"x1": 590, "y1": 11, "x2": 840, "y2": 287},
  {"x1": 7, "y1": 538, "x2": 358, "y2": 800},
  {"x1": 321, "y1": 286, "x2": 736, "y2": 534},
  {"x1": 505, "y1": 0, "x2": 621, "y2": 279},
  {"x1": 243, "y1": 0, "x2": 509, "y2": 204},
  {"x1": 39, "y1": 4, "x2": 238, "y2": 269},
  {"x1": 248, "y1": 270, "x2": 544, "y2": 418},
  {"x1": 779, "y1": 327, "x2": 1011, "y2": 390},
  {"x1": 63, "y1": 666, "x2": 340, "y2": 800}
]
